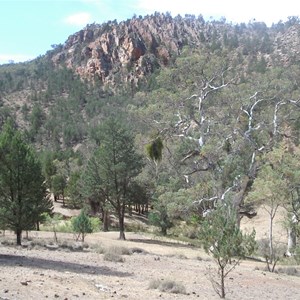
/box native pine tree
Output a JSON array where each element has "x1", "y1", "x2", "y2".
[
  {"x1": 200, "y1": 200, "x2": 256, "y2": 298},
  {"x1": 0, "y1": 121, "x2": 52, "y2": 245},
  {"x1": 84, "y1": 118, "x2": 143, "y2": 240}
]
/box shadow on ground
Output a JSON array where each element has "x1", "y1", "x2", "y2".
[
  {"x1": 0, "y1": 254, "x2": 132, "y2": 277},
  {"x1": 128, "y1": 238, "x2": 196, "y2": 249}
]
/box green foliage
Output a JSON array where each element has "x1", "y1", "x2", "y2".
[
  {"x1": 200, "y1": 201, "x2": 256, "y2": 261},
  {"x1": 40, "y1": 151, "x2": 57, "y2": 189},
  {"x1": 51, "y1": 174, "x2": 67, "y2": 204},
  {"x1": 148, "y1": 205, "x2": 173, "y2": 236},
  {"x1": 0, "y1": 121, "x2": 52, "y2": 245},
  {"x1": 246, "y1": 142, "x2": 300, "y2": 268},
  {"x1": 200, "y1": 200, "x2": 256, "y2": 298},
  {"x1": 145, "y1": 136, "x2": 164, "y2": 163},
  {"x1": 1, "y1": 14, "x2": 300, "y2": 260},
  {"x1": 89, "y1": 216, "x2": 102, "y2": 232},
  {"x1": 71, "y1": 210, "x2": 93, "y2": 242},
  {"x1": 42, "y1": 213, "x2": 64, "y2": 243},
  {"x1": 66, "y1": 171, "x2": 84, "y2": 208},
  {"x1": 30, "y1": 104, "x2": 45, "y2": 134},
  {"x1": 149, "y1": 186, "x2": 203, "y2": 236},
  {"x1": 83, "y1": 117, "x2": 144, "y2": 240}
]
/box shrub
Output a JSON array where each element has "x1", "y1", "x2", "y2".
[
  {"x1": 71, "y1": 210, "x2": 93, "y2": 242},
  {"x1": 148, "y1": 210, "x2": 173, "y2": 236},
  {"x1": 107, "y1": 245, "x2": 132, "y2": 255},
  {"x1": 148, "y1": 279, "x2": 186, "y2": 294},
  {"x1": 91, "y1": 243, "x2": 105, "y2": 254},
  {"x1": 277, "y1": 267, "x2": 299, "y2": 277},
  {"x1": 103, "y1": 252, "x2": 124, "y2": 262},
  {"x1": 90, "y1": 217, "x2": 102, "y2": 232},
  {"x1": 257, "y1": 238, "x2": 285, "y2": 272}
]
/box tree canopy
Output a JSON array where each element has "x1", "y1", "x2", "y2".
[
  {"x1": 83, "y1": 118, "x2": 143, "y2": 239},
  {"x1": 0, "y1": 121, "x2": 52, "y2": 245}
]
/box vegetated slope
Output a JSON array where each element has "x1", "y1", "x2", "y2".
[
  {"x1": 0, "y1": 14, "x2": 300, "y2": 149},
  {"x1": 0, "y1": 14, "x2": 300, "y2": 249}
]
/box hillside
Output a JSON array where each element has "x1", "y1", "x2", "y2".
[
  {"x1": 1, "y1": 14, "x2": 300, "y2": 148},
  {"x1": 0, "y1": 13, "x2": 300, "y2": 258}
]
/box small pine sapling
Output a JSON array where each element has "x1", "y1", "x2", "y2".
[
  {"x1": 72, "y1": 210, "x2": 93, "y2": 242},
  {"x1": 200, "y1": 200, "x2": 256, "y2": 298}
]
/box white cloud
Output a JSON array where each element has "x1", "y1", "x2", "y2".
[
  {"x1": 0, "y1": 54, "x2": 34, "y2": 65},
  {"x1": 64, "y1": 12, "x2": 92, "y2": 26}
]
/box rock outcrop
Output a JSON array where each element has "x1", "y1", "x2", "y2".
[
  {"x1": 49, "y1": 13, "x2": 300, "y2": 89},
  {"x1": 50, "y1": 13, "x2": 208, "y2": 87}
]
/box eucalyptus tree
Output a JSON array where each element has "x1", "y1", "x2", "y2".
[
  {"x1": 83, "y1": 118, "x2": 143, "y2": 240},
  {"x1": 0, "y1": 121, "x2": 52, "y2": 245},
  {"x1": 130, "y1": 44, "x2": 300, "y2": 236},
  {"x1": 246, "y1": 139, "x2": 300, "y2": 264}
]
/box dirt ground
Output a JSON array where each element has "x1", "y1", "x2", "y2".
[
  {"x1": 0, "y1": 203, "x2": 300, "y2": 300},
  {"x1": 0, "y1": 228, "x2": 300, "y2": 300}
]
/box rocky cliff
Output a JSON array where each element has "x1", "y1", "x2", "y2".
[
  {"x1": 48, "y1": 13, "x2": 300, "y2": 90},
  {"x1": 49, "y1": 13, "x2": 213, "y2": 88}
]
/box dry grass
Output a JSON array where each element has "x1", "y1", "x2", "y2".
[
  {"x1": 148, "y1": 278, "x2": 187, "y2": 294},
  {"x1": 103, "y1": 252, "x2": 125, "y2": 262}
]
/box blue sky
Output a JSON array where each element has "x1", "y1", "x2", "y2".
[{"x1": 1, "y1": 0, "x2": 299, "y2": 64}]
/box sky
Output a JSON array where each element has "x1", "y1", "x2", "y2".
[{"x1": 1, "y1": 0, "x2": 300, "y2": 65}]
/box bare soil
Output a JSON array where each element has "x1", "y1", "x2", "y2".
[
  {"x1": 0, "y1": 205, "x2": 299, "y2": 299},
  {"x1": 0, "y1": 229, "x2": 300, "y2": 300}
]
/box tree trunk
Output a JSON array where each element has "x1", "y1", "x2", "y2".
[
  {"x1": 269, "y1": 215, "x2": 274, "y2": 262},
  {"x1": 36, "y1": 221, "x2": 40, "y2": 231},
  {"x1": 16, "y1": 229, "x2": 22, "y2": 245},
  {"x1": 220, "y1": 266, "x2": 225, "y2": 298},
  {"x1": 118, "y1": 208, "x2": 126, "y2": 240},
  {"x1": 102, "y1": 209, "x2": 109, "y2": 232},
  {"x1": 128, "y1": 205, "x2": 132, "y2": 216},
  {"x1": 119, "y1": 229, "x2": 126, "y2": 240},
  {"x1": 286, "y1": 226, "x2": 297, "y2": 256},
  {"x1": 161, "y1": 227, "x2": 167, "y2": 236},
  {"x1": 53, "y1": 228, "x2": 58, "y2": 243}
]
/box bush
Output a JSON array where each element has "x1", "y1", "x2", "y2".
[
  {"x1": 148, "y1": 210, "x2": 173, "y2": 236},
  {"x1": 257, "y1": 238, "x2": 285, "y2": 272},
  {"x1": 91, "y1": 243, "x2": 105, "y2": 254},
  {"x1": 148, "y1": 279, "x2": 186, "y2": 294},
  {"x1": 125, "y1": 222, "x2": 147, "y2": 233},
  {"x1": 103, "y1": 252, "x2": 124, "y2": 262},
  {"x1": 106, "y1": 245, "x2": 132, "y2": 255},
  {"x1": 277, "y1": 267, "x2": 300, "y2": 276},
  {"x1": 90, "y1": 217, "x2": 102, "y2": 232},
  {"x1": 71, "y1": 210, "x2": 93, "y2": 242}
]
